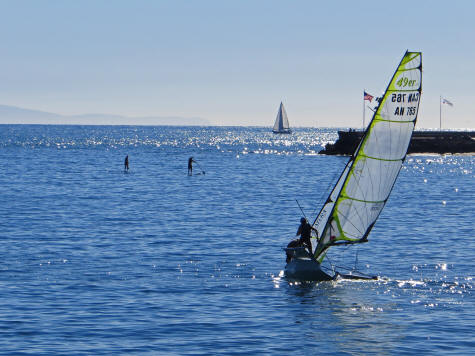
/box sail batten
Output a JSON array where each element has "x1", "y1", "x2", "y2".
[
  {"x1": 313, "y1": 51, "x2": 422, "y2": 262},
  {"x1": 374, "y1": 118, "x2": 416, "y2": 123},
  {"x1": 358, "y1": 154, "x2": 403, "y2": 162},
  {"x1": 340, "y1": 196, "x2": 386, "y2": 204}
]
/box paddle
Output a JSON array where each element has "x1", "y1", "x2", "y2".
[{"x1": 194, "y1": 161, "x2": 205, "y2": 175}]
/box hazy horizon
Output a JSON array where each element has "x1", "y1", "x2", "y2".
[{"x1": 1, "y1": 1, "x2": 474, "y2": 128}]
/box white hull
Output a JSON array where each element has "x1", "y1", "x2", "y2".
[{"x1": 272, "y1": 129, "x2": 292, "y2": 134}]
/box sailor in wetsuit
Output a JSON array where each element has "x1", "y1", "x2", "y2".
[
  {"x1": 285, "y1": 217, "x2": 316, "y2": 263},
  {"x1": 296, "y1": 217, "x2": 313, "y2": 256}
]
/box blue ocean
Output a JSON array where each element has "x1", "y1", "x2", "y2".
[{"x1": 0, "y1": 125, "x2": 473, "y2": 355}]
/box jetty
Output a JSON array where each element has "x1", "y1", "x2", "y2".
[{"x1": 320, "y1": 130, "x2": 475, "y2": 155}]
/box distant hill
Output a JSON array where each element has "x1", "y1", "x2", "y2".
[{"x1": 0, "y1": 105, "x2": 210, "y2": 126}]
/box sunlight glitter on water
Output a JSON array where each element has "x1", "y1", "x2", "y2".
[
  {"x1": 1, "y1": 125, "x2": 473, "y2": 355},
  {"x1": 397, "y1": 279, "x2": 427, "y2": 288},
  {"x1": 0, "y1": 126, "x2": 339, "y2": 156}
]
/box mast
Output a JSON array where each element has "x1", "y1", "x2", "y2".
[
  {"x1": 363, "y1": 90, "x2": 366, "y2": 129},
  {"x1": 273, "y1": 103, "x2": 282, "y2": 132},
  {"x1": 439, "y1": 95, "x2": 442, "y2": 130}
]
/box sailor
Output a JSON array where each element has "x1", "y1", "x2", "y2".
[
  {"x1": 296, "y1": 217, "x2": 313, "y2": 256},
  {"x1": 285, "y1": 238, "x2": 301, "y2": 263},
  {"x1": 124, "y1": 155, "x2": 129, "y2": 171},
  {"x1": 188, "y1": 157, "x2": 196, "y2": 176}
]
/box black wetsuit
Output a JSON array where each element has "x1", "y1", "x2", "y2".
[
  {"x1": 188, "y1": 157, "x2": 193, "y2": 175},
  {"x1": 286, "y1": 239, "x2": 302, "y2": 263},
  {"x1": 297, "y1": 221, "x2": 312, "y2": 255}
]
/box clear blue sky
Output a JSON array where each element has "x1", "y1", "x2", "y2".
[{"x1": 0, "y1": 0, "x2": 473, "y2": 128}]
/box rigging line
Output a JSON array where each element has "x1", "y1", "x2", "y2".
[
  {"x1": 330, "y1": 206, "x2": 365, "y2": 241},
  {"x1": 329, "y1": 246, "x2": 370, "y2": 275},
  {"x1": 333, "y1": 264, "x2": 356, "y2": 272},
  {"x1": 335, "y1": 202, "x2": 365, "y2": 238},
  {"x1": 341, "y1": 165, "x2": 371, "y2": 235},
  {"x1": 320, "y1": 264, "x2": 334, "y2": 273},
  {"x1": 312, "y1": 158, "x2": 352, "y2": 228},
  {"x1": 324, "y1": 253, "x2": 336, "y2": 275},
  {"x1": 295, "y1": 199, "x2": 307, "y2": 220},
  {"x1": 336, "y1": 161, "x2": 366, "y2": 236},
  {"x1": 332, "y1": 190, "x2": 367, "y2": 238},
  {"x1": 313, "y1": 158, "x2": 348, "y2": 218},
  {"x1": 326, "y1": 253, "x2": 363, "y2": 272}
]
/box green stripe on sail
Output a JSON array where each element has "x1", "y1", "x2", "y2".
[
  {"x1": 387, "y1": 86, "x2": 420, "y2": 89},
  {"x1": 373, "y1": 117, "x2": 416, "y2": 124},
  {"x1": 401, "y1": 52, "x2": 420, "y2": 67},
  {"x1": 330, "y1": 209, "x2": 362, "y2": 242},
  {"x1": 339, "y1": 194, "x2": 386, "y2": 204},
  {"x1": 359, "y1": 152, "x2": 403, "y2": 162}
]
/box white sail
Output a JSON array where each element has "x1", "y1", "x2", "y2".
[
  {"x1": 273, "y1": 102, "x2": 291, "y2": 133},
  {"x1": 313, "y1": 51, "x2": 422, "y2": 262}
]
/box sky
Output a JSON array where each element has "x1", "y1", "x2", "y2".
[{"x1": 0, "y1": 0, "x2": 474, "y2": 128}]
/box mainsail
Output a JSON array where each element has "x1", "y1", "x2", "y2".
[
  {"x1": 313, "y1": 51, "x2": 422, "y2": 262},
  {"x1": 273, "y1": 102, "x2": 291, "y2": 133}
]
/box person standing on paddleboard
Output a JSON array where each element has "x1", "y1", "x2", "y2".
[
  {"x1": 188, "y1": 157, "x2": 196, "y2": 176},
  {"x1": 124, "y1": 155, "x2": 129, "y2": 171}
]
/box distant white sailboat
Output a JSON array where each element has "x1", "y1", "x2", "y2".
[
  {"x1": 285, "y1": 51, "x2": 423, "y2": 281},
  {"x1": 272, "y1": 102, "x2": 291, "y2": 134}
]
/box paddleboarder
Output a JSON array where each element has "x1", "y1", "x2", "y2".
[
  {"x1": 124, "y1": 155, "x2": 129, "y2": 171},
  {"x1": 188, "y1": 157, "x2": 196, "y2": 176}
]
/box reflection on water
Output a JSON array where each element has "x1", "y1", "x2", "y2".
[{"x1": 276, "y1": 271, "x2": 473, "y2": 354}]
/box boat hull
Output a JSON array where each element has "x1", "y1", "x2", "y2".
[
  {"x1": 284, "y1": 258, "x2": 333, "y2": 281},
  {"x1": 272, "y1": 130, "x2": 292, "y2": 134}
]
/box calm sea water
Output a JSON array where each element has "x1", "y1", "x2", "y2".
[{"x1": 0, "y1": 125, "x2": 473, "y2": 355}]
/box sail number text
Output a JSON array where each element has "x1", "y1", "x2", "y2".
[
  {"x1": 396, "y1": 77, "x2": 417, "y2": 88},
  {"x1": 391, "y1": 93, "x2": 419, "y2": 103},
  {"x1": 392, "y1": 93, "x2": 419, "y2": 116},
  {"x1": 394, "y1": 106, "x2": 417, "y2": 116}
]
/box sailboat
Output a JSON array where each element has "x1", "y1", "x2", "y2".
[
  {"x1": 285, "y1": 51, "x2": 422, "y2": 281},
  {"x1": 272, "y1": 102, "x2": 291, "y2": 134}
]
